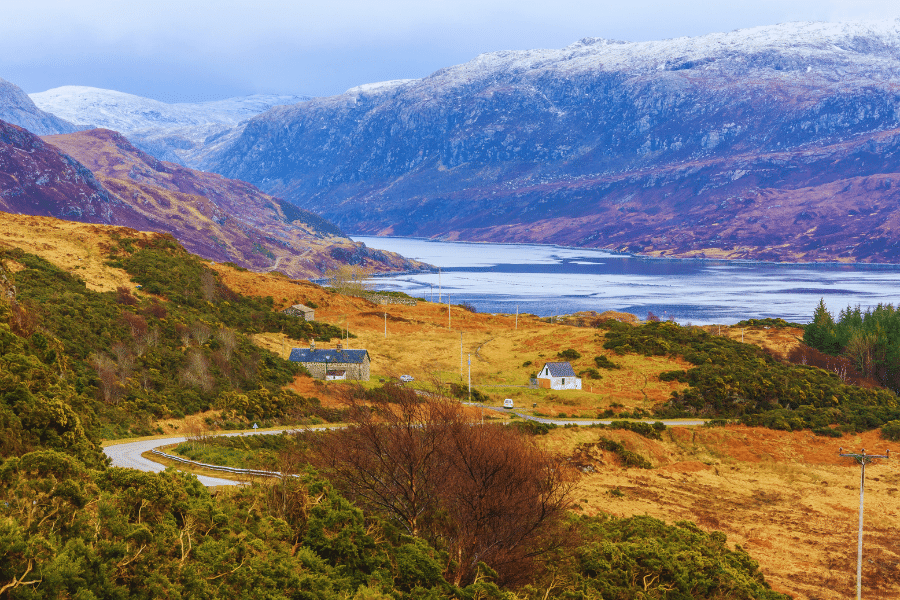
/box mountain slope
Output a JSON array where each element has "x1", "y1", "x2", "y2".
[
  {"x1": 30, "y1": 86, "x2": 309, "y2": 165},
  {"x1": 0, "y1": 77, "x2": 80, "y2": 135},
  {"x1": 0, "y1": 119, "x2": 148, "y2": 224},
  {"x1": 0, "y1": 118, "x2": 423, "y2": 278},
  {"x1": 203, "y1": 19, "x2": 900, "y2": 262},
  {"x1": 42, "y1": 128, "x2": 423, "y2": 277}
]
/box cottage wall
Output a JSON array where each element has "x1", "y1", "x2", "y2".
[
  {"x1": 536, "y1": 376, "x2": 582, "y2": 390},
  {"x1": 299, "y1": 357, "x2": 370, "y2": 381}
]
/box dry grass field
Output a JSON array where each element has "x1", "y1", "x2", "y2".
[
  {"x1": 214, "y1": 263, "x2": 900, "y2": 599},
  {"x1": 4, "y1": 216, "x2": 897, "y2": 599}
]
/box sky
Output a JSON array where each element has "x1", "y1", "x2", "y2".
[{"x1": 3, "y1": 0, "x2": 900, "y2": 103}]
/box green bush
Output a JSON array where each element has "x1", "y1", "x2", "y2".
[
  {"x1": 881, "y1": 420, "x2": 900, "y2": 441},
  {"x1": 593, "y1": 355, "x2": 621, "y2": 369},
  {"x1": 557, "y1": 348, "x2": 581, "y2": 360}
]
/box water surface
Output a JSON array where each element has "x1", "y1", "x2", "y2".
[{"x1": 354, "y1": 236, "x2": 900, "y2": 324}]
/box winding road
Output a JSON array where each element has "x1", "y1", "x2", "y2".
[{"x1": 103, "y1": 411, "x2": 707, "y2": 487}]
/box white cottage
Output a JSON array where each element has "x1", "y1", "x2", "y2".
[{"x1": 537, "y1": 362, "x2": 582, "y2": 390}]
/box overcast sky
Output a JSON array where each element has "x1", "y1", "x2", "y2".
[{"x1": 3, "y1": 0, "x2": 900, "y2": 102}]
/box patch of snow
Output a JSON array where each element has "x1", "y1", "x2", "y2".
[
  {"x1": 345, "y1": 79, "x2": 416, "y2": 95},
  {"x1": 29, "y1": 86, "x2": 311, "y2": 133}
]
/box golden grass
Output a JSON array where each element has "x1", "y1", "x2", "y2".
[
  {"x1": 552, "y1": 425, "x2": 900, "y2": 600},
  {"x1": 10, "y1": 217, "x2": 893, "y2": 598},
  {"x1": 0, "y1": 213, "x2": 149, "y2": 292}
]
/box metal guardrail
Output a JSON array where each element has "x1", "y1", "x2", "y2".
[{"x1": 150, "y1": 449, "x2": 294, "y2": 480}]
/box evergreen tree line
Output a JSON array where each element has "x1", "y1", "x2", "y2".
[{"x1": 804, "y1": 299, "x2": 900, "y2": 392}]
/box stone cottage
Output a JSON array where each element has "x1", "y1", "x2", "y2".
[
  {"x1": 289, "y1": 342, "x2": 370, "y2": 381},
  {"x1": 282, "y1": 303, "x2": 315, "y2": 321}
]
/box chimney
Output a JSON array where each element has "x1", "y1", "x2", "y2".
[
  {"x1": 310, "y1": 340, "x2": 315, "y2": 350},
  {"x1": 336, "y1": 341, "x2": 343, "y2": 351}
]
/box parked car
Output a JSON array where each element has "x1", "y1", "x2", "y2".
[
  {"x1": 503, "y1": 399, "x2": 514, "y2": 409},
  {"x1": 400, "y1": 374, "x2": 414, "y2": 382}
]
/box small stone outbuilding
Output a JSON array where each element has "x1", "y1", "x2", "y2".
[
  {"x1": 537, "y1": 362, "x2": 582, "y2": 390},
  {"x1": 289, "y1": 343, "x2": 370, "y2": 381},
  {"x1": 282, "y1": 303, "x2": 315, "y2": 321}
]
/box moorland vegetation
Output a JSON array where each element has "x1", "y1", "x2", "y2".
[{"x1": 5, "y1": 228, "x2": 889, "y2": 599}]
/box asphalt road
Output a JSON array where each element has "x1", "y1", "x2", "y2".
[
  {"x1": 103, "y1": 414, "x2": 706, "y2": 487},
  {"x1": 103, "y1": 428, "x2": 301, "y2": 487}
]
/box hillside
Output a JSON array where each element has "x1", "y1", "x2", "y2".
[
  {"x1": 0, "y1": 77, "x2": 80, "y2": 136},
  {"x1": 0, "y1": 119, "x2": 424, "y2": 278},
  {"x1": 2, "y1": 220, "x2": 899, "y2": 598},
  {"x1": 43, "y1": 127, "x2": 425, "y2": 278},
  {"x1": 204, "y1": 20, "x2": 900, "y2": 262}
]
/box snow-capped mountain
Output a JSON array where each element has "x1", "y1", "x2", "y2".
[
  {"x1": 0, "y1": 78, "x2": 80, "y2": 136},
  {"x1": 30, "y1": 86, "x2": 310, "y2": 131},
  {"x1": 202, "y1": 19, "x2": 900, "y2": 262},
  {"x1": 29, "y1": 86, "x2": 310, "y2": 165}
]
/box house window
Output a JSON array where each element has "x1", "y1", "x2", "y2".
[{"x1": 561, "y1": 378, "x2": 565, "y2": 384}]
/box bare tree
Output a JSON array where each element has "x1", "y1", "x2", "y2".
[
  {"x1": 322, "y1": 265, "x2": 374, "y2": 296},
  {"x1": 310, "y1": 384, "x2": 452, "y2": 537},
  {"x1": 302, "y1": 385, "x2": 573, "y2": 586}
]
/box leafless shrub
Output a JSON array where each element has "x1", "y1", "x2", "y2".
[
  {"x1": 181, "y1": 348, "x2": 213, "y2": 392},
  {"x1": 191, "y1": 321, "x2": 212, "y2": 345},
  {"x1": 116, "y1": 286, "x2": 139, "y2": 305},
  {"x1": 200, "y1": 269, "x2": 218, "y2": 302},
  {"x1": 90, "y1": 352, "x2": 124, "y2": 405},
  {"x1": 302, "y1": 386, "x2": 573, "y2": 586},
  {"x1": 216, "y1": 326, "x2": 237, "y2": 361}
]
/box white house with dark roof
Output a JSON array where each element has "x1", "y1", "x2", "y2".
[
  {"x1": 289, "y1": 342, "x2": 370, "y2": 380},
  {"x1": 537, "y1": 362, "x2": 581, "y2": 390}
]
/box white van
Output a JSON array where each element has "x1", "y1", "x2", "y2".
[{"x1": 503, "y1": 399, "x2": 514, "y2": 409}]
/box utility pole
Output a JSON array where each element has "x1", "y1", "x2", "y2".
[
  {"x1": 516, "y1": 304, "x2": 518, "y2": 330},
  {"x1": 438, "y1": 268, "x2": 442, "y2": 303},
  {"x1": 448, "y1": 294, "x2": 451, "y2": 330},
  {"x1": 384, "y1": 312, "x2": 387, "y2": 338},
  {"x1": 468, "y1": 353, "x2": 473, "y2": 405},
  {"x1": 839, "y1": 447, "x2": 890, "y2": 600},
  {"x1": 460, "y1": 332, "x2": 463, "y2": 380}
]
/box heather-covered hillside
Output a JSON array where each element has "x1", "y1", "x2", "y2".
[{"x1": 205, "y1": 20, "x2": 900, "y2": 262}]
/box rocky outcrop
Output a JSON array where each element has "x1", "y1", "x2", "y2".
[{"x1": 203, "y1": 20, "x2": 900, "y2": 262}]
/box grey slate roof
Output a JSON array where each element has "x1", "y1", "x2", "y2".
[
  {"x1": 541, "y1": 362, "x2": 577, "y2": 377},
  {"x1": 289, "y1": 348, "x2": 370, "y2": 364}
]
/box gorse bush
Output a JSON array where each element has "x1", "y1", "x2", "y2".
[
  {"x1": 604, "y1": 320, "x2": 900, "y2": 433},
  {"x1": 0, "y1": 239, "x2": 346, "y2": 445}
]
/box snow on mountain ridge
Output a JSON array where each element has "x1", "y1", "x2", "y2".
[
  {"x1": 427, "y1": 19, "x2": 900, "y2": 85},
  {"x1": 30, "y1": 86, "x2": 310, "y2": 133}
]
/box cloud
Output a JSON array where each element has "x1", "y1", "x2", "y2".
[{"x1": 3, "y1": 0, "x2": 900, "y2": 100}]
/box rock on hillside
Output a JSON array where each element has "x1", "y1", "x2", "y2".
[
  {"x1": 0, "y1": 78, "x2": 80, "y2": 136},
  {"x1": 204, "y1": 20, "x2": 900, "y2": 262},
  {"x1": 41, "y1": 128, "x2": 424, "y2": 277}
]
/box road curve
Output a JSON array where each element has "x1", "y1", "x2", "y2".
[
  {"x1": 104, "y1": 414, "x2": 706, "y2": 487},
  {"x1": 103, "y1": 429, "x2": 301, "y2": 487}
]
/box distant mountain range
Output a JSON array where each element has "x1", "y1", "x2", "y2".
[
  {"x1": 30, "y1": 86, "x2": 310, "y2": 166},
  {"x1": 0, "y1": 118, "x2": 423, "y2": 277},
  {"x1": 192, "y1": 20, "x2": 900, "y2": 262},
  {"x1": 9, "y1": 20, "x2": 900, "y2": 263}
]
